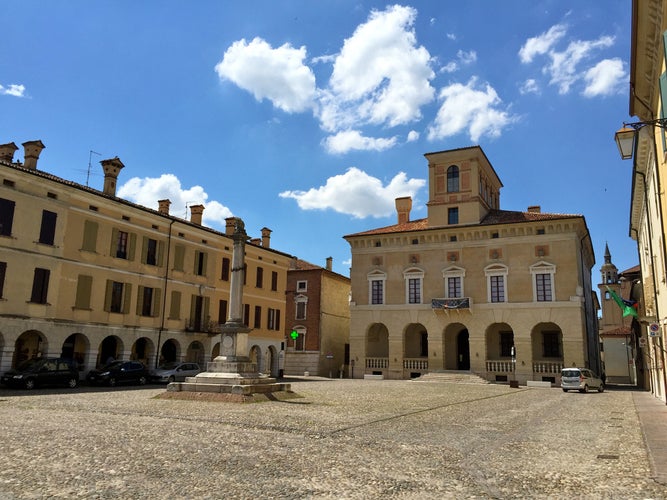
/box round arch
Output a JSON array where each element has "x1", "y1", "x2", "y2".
[
  {"x1": 443, "y1": 323, "x2": 468, "y2": 370},
  {"x1": 13, "y1": 330, "x2": 47, "y2": 368},
  {"x1": 97, "y1": 335, "x2": 124, "y2": 367}
]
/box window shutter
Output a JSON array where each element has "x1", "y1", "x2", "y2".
[
  {"x1": 104, "y1": 280, "x2": 113, "y2": 311},
  {"x1": 82, "y1": 220, "x2": 98, "y2": 252},
  {"x1": 169, "y1": 290, "x2": 181, "y2": 319},
  {"x1": 0, "y1": 198, "x2": 15, "y2": 236},
  {"x1": 39, "y1": 210, "x2": 57, "y2": 245},
  {"x1": 174, "y1": 244, "x2": 184, "y2": 271},
  {"x1": 123, "y1": 283, "x2": 132, "y2": 314},
  {"x1": 203, "y1": 296, "x2": 210, "y2": 324},
  {"x1": 190, "y1": 295, "x2": 197, "y2": 328},
  {"x1": 128, "y1": 233, "x2": 137, "y2": 261},
  {"x1": 136, "y1": 286, "x2": 145, "y2": 315},
  {"x1": 110, "y1": 228, "x2": 119, "y2": 256},
  {"x1": 157, "y1": 241, "x2": 165, "y2": 267},
  {"x1": 201, "y1": 252, "x2": 208, "y2": 276},
  {"x1": 153, "y1": 288, "x2": 162, "y2": 317},
  {"x1": 75, "y1": 275, "x2": 92, "y2": 309},
  {"x1": 141, "y1": 236, "x2": 149, "y2": 264}
]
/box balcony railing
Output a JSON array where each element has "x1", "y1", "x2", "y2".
[
  {"x1": 366, "y1": 357, "x2": 388, "y2": 369},
  {"x1": 486, "y1": 360, "x2": 514, "y2": 372},
  {"x1": 431, "y1": 297, "x2": 471, "y2": 311},
  {"x1": 533, "y1": 361, "x2": 563, "y2": 374},
  {"x1": 403, "y1": 358, "x2": 428, "y2": 370}
]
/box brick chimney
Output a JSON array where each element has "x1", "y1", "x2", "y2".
[
  {"x1": 100, "y1": 157, "x2": 125, "y2": 196},
  {"x1": 261, "y1": 227, "x2": 272, "y2": 248},
  {"x1": 225, "y1": 217, "x2": 236, "y2": 235},
  {"x1": 189, "y1": 204, "x2": 204, "y2": 225},
  {"x1": 326, "y1": 256, "x2": 333, "y2": 271},
  {"x1": 22, "y1": 140, "x2": 45, "y2": 170},
  {"x1": 396, "y1": 196, "x2": 412, "y2": 224},
  {"x1": 0, "y1": 142, "x2": 18, "y2": 163},
  {"x1": 527, "y1": 205, "x2": 541, "y2": 214},
  {"x1": 157, "y1": 199, "x2": 171, "y2": 215}
]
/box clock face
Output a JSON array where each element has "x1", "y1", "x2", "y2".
[{"x1": 222, "y1": 335, "x2": 234, "y2": 348}]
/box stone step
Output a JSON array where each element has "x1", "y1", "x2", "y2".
[{"x1": 413, "y1": 371, "x2": 490, "y2": 385}]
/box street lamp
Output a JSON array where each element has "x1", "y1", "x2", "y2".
[{"x1": 615, "y1": 118, "x2": 667, "y2": 160}]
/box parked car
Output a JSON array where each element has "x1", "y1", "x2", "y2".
[
  {"x1": 150, "y1": 362, "x2": 201, "y2": 383},
  {"x1": 0, "y1": 357, "x2": 79, "y2": 390},
  {"x1": 561, "y1": 368, "x2": 604, "y2": 393},
  {"x1": 86, "y1": 360, "x2": 148, "y2": 386}
]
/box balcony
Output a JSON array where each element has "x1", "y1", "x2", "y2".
[
  {"x1": 486, "y1": 360, "x2": 514, "y2": 373},
  {"x1": 366, "y1": 357, "x2": 389, "y2": 369},
  {"x1": 431, "y1": 297, "x2": 472, "y2": 312},
  {"x1": 403, "y1": 358, "x2": 428, "y2": 370},
  {"x1": 532, "y1": 361, "x2": 563, "y2": 374}
]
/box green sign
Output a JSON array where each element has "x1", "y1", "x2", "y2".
[{"x1": 290, "y1": 330, "x2": 299, "y2": 340}]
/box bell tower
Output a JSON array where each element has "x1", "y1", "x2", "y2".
[{"x1": 598, "y1": 244, "x2": 623, "y2": 328}]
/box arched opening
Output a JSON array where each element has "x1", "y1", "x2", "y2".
[
  {"x1": 457, "y1": 330, "x2": 470, "y2": 370},
  {"x1": 531, "y1": 322, "x2": 564, "y2": 382},
  {"x1": 98, "y1": 336, "x2": 123, "y2": 367},
  {"x1": 249, "y1": 345, "x2": 262, "y2": 372},
  {"x1": 160, "y1": 339, "x2": 178, "y2": 364},
  {"x1": 211, "y1": 342, "x2": 220, "y2": 360},
  {"x1": 266, "y1": 345, "x2": 278, "y2": 377},
  {"x1": 131, "y1": 337, "x2": 154, "y2": 366},
  {"x1": 443, "y1": 323, "x2": 468, "y2": 370},
  {"x1": 485, "y1": 323, "x2": 514, "y2": 379},
  {"x1": 13, "y1": 330, "x2": 46, "y2": 368},
  {"x1": 366, "y1": 323, "x2": 389, "y2": 374},
  {"x1": 61, "y1": 333, "x2": 89, "y2": 372},
  {"x1": 186, "y1": 341, "x2": 205, "y2": 365}
]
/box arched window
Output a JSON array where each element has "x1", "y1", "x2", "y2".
[{"x1": 447, "y1": 165, "x2": 459, "y2": 192}]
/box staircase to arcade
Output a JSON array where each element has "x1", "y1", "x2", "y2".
[{"x1": 413, "y1": 370, "x2": 490, "y2": 385}]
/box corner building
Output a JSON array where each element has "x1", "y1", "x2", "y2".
[
  {"x1": 0, "y1": 141, "x2": 292, "y2": 378},
  {"x1": 344, "y1": 146, "x2": 598, "y2": 384}
]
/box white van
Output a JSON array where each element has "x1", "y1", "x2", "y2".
[{"x1": 561, "y1": 368, "x2": 604, "y2": 393}]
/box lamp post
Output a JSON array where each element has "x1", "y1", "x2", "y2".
[{"x1": 614, "y1": 118, "x2": 667, "y2": 159}]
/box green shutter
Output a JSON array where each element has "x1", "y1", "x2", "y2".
[
  {"x1": 157, "y1": 241, "x2": 165, "y2": 267},
  {"x1": 123, "y1": 283, "x2": 132, "y2": 314},
  {"x1": 169, "y1": 290, "x2": 181, "y2": 319},
  {"x1": 153, "y1": 288, "x2": 162, "y2": 317},
  {"x1": 136, "y1": 286, "x2": 144, "y2": 315},
  {"x1": 141, "y1": 236, "x2": 149, "y2": 264},
  {"x1": 202, "y1": 252, "x2": 208, "y2": 276},
  {"x1": 128, "y1": 233, "x2": 137, "y2": 261},
  {"x1": 173, "y1": 244, "x2": 184, "y2": 271},
  {"x1": 75, "y1": 275, "x2": 93, "y2": 309},
  {"x1": 82, "y1": 221, "x2": 98, "y2": 252},
  {"x1": 110, "y1": 228, "x2": 119, "y2": 257},
  {"x1": 104, "y1": 279, "x2": 113, "y2": 311},
  {"x1": 189, "y1": 295, "x2": 197, "y2": 328},
  {"x1": 203, "y1": 296, "x2": 210, "y2": 326}
]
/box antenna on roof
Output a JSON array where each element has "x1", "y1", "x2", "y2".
[
  {"x1": 184, "y1": 201, "x2": 196, "y2": 218},
  {"x1": 87, "y1": 150, "x2": 101, "y2": 187}
]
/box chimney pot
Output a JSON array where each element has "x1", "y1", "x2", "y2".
[
  {"x1": 326, "y1": 256, "x2": 333, "y2": 271},
  {"x1": 527, "y1": 205, "x2": 541, "y2": 214},
  {"x1": 395, "y1": 196, "x2": 412, "y2": 225},
  {"x1": 261, "y1": 227, "x2": 272, "y2": 248},
  {"x1": 157, "y1": 199, "x2": 171, "y2": 215},
  {"x1": 189, "y1": 204, "x2": 205, "y2": 225},
  {"x1": 100, "y1": 157, "x2": 125, "y2": 196},
  {"x1": 22, "y1": 140, "x2": 45, "y2": 170},
  {"x1": 225, "y1": 217, "x2": 236, "y2": 235},
  {"x1": 0, "y1": 142, "x2": 18, "y2": 163}
]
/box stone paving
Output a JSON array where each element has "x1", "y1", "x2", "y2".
[{"x1": 0, "y1": 378, "x2": 665, "y2": 499}]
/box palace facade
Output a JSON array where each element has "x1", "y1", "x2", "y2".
[{"x1": 344, "y1": 146, "x2": 599, "y2": 384}]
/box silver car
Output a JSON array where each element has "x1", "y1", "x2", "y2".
[
  {"x1": 150, "y1": 362, "x2": 201, "y2": 383},
  {"x1": 561, "y1": 368, "x2": 604, "y2": 393}
]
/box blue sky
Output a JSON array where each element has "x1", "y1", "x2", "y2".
[{"x1": 2, "y1": 1, "x2": 635, "y2": 280}]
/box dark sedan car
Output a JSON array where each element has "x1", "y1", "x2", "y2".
[
  {"x1": 86, "y1": 361, "x2": 149, "y2": 386},
  {"x1": 1, "y1": 358, "x2": 79, "y2": 390}
]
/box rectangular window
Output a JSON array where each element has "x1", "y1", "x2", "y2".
[
  {"x1": 140, "y1": 286, "x2": 154, "y2": 316},
  {"x1": 490, "y1": 276, "x2": 505, "y2": 303},
  {"x1": 267, "y1": 308, "x2": 281, "y2": 330},
  {"x1": 221, "y1": 257, "x2": 230, "y2": 281},
  {"x1": 296, "y1": 301, "x2": 306, "y2": 320},
  {"x1": 297, "y1": 280, "x2": 307, "y2": 292},
  {"x1": 271, "y1": 271, "x2": 278, "y2": 291},
  {"x1": 0, "y1": 261, "x2": 6, "y2": 299},
  {"x1": 448, "y1": 207, "x2": 459, "y2": 225},
  {"x1": 145, "y1": 238, "x2": 158, "y2": 266},
  {"x1": 194, "y1": 251, "x2": 207, "y2": 276},
  {"x1": 535, "y1": 273, "x2": 553, "y2": 301},
  {"x1": 500, "y1": 331, "x2": 514, "y2": 357},
  {"x1": 295, "y1": 331, "x2": 305, "y2": 351},
  {"x1": 542, "y1": 332, "x2": 561, "y2": 358},
  {"x1": 0, "y1": 198, "x2": 16, "y2": 236},
  {"x1": 408, "y1": 278, "x2": 421, "y2": 304},
  {"x1": 169, "y1": 290, "x2": 181, "y2": 319},
  {"x1": 256, "y1": 267, "x2": 263, "y2": 288},
  {"x1": 38, "y1": 210, "x2": 57, "y2": 245},
  {"x1": 82, "y1": 220, "x2": 98, "y2": 252},
  {"x1": 218, "y1": 299, "x2": 228, "y2": 324},
  {"x1": 116, "y1": 230, "x2": 129, "y2": 259},
  {"x1": 30, "y1": 268, "x2": 50, "y2": 304},
  {"x1": 254, "y1": 305, "x2": 262, "y2": 328},
  {"x1": 371, "y1": 280, "x2": 383, "y2": 305},
  {"x1": 447, "y1": 277, "x2": 461, "y2": 298},
  {"x1": 74, "y1": 275, "x2": 92, "y2": 309},
  {"x1": 243, "y1": 304, "x2": 250, "y2": 327},
  {"x1": 110, "y1": 282, "x2": 124, "y2": 313}
]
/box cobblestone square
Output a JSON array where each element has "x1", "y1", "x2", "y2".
[{"x1": 0, "y1": 378, "x2": 664, "y2": 499}]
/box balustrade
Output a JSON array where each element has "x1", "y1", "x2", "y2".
[
  {"x1": 366, "y1": 357, "x2": 388, "y2": 369},
  {"x1": 486, "y1": 360, "x2": 514, "y2": 372},
  {"x1": 403, "y1": 358, "x2": 428, "y2": 370},
  {"x1": 532, "y1": 361, "x2": 563, "y2": 374}
]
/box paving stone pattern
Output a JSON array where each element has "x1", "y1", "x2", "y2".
[{"x1": 0, "y1": 379, "x2": 664, "y2": 499}]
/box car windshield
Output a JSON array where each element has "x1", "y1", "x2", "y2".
[
  {"x1": 562, "y1": 369, "x2": 581, "y2": 378},
  {"x1": 159, "y1": 362, "x2": 180, "y2": 370},
  {"x1": 103, "y1": 361, "x2": 124, "y2": 370}
]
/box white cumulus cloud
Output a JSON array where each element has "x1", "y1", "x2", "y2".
[
  {"x1": 0, "y1": 84, "x2": 26, "y2": 97},
  {"x1": 117, "y1": 174, "x2": 233, "y2": 228},
  {"x1": 519, "y1": 24, "x2": 567, "y2": 64},
  {"x1": 214, "y1": 37, "x2": 317, "y2": 113},
  {"x1": 324, "y1": 130, "x2": 397, "y2": 154},
  {"x1": 582, "y1": 58, "x2": 626, "y2": 97},
  {"x1": 427, "y1": 78, "x2": 517, "y2": 142},
  {"x1": 279, "y1": 167, "x2": 425, "y2": 219}
]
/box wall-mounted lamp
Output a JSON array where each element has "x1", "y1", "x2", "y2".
[{"x1": 615, "y1": 119, "x2": 667, "y2": 160}]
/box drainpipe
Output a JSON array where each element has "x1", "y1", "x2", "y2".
[{"x1": 156, "y1": 219, "x2": 175, "y2": 368}]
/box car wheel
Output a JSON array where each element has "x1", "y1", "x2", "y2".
[
  {"x1": 168, "y1": 375, "x2": 175, "y2": 383},
  {"x1": 108, "y1": 377, "x2": 116, "y2": 387},
  {"x1": 580, "y1": 385, "x2": 589, "y2": 393},
  {"x1": 24, "y1": 379, "x2": 35, "y2": 390},
  {"x1": 138, "y1": 376, "x2": 147, "y2": 385},
  {"x1": 598, "y1": 384, "x2": 604, "y2": 393},
  {"x1": 562, "y1": 388, "x2": 568, "y2": 392},
  {"x1": 67, "y1": 378, "x2": 78, "y2": 389}
]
